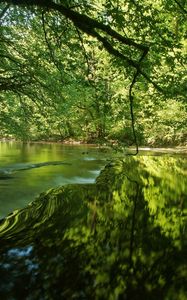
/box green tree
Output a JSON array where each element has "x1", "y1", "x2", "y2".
[{"x1": 0, "y1": 0, "x2": 186, "y2": 146}]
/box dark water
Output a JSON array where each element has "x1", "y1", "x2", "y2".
[
  {"x1": 0, "y1": 141, "x2": 109, "y2": 218},
  {"x1": 0, "y1": 142, "x2": 187, "y2": 299}
]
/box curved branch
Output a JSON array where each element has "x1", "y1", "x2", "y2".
[
  {"x1": 2, "y1": 0, "x2": 149, "y2": 53},
  {"x1": 1, "y1": 0, "x2": 164, "y2": 92},
  {"x1": 92, "y1": 30, "x2": 163, "y2": 92},
  {"x1": 173, "y1": 0, "x2": 187, "y2": 14},
  {"x1": 75, "y1": 27, "x2": 91, "y2": 77},
  {"x1": 41, "y1": 11, "x2": 64, "y2": 78}
]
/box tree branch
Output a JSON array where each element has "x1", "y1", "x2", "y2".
[
  {"x1": 128, "y1": 71, "x2": 139, "y2": 155},
  {"x1": 173, "y1": 0, "x2": 187, "y2": 14},
  {"x1": 41, "y1": 11, "x2": 64, "y2": 78},
  {"x1": 75, "y1": 27, "x2": 91, "y2": 77},
  {"x1": 0, "y1": 3, "x2": 10, "y2": 20},
  {"x1": 1, "y1": 0, "x2": 149, "y2": 52},
  {"x1": 91, "y1": 30, "x2": 163, "y2": 92},
  {"x1": 0, "y1": 0, "x2": 163, "y2": 93}
]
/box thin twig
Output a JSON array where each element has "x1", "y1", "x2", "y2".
[
  {"x1": 129, "y1": 70, "x2": 139, "y2": 155},
  {"x1": 128, "y1": 49, "x2": 149, "y2": 155},
  {"x1": 41, "y1": 11, "x2": 63, "y2": 77},
  {"x1": 75, "y1": 27, "x2": 91, "y2": 77}
]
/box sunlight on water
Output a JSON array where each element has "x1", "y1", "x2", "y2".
[{"x1": 0, "y1": 142, "x2": 108, "y2": 218}]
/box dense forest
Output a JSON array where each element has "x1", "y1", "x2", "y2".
[
  {"x1": 0, "y1": 0, "x2": 187, "y2": 147},
  {"x1": 0, "y1": 2, "x2": 187, "y2": 299}
]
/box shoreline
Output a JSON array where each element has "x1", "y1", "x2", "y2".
[{"x1": 0, "y1": 139, "x2": 187, "y2": 153}]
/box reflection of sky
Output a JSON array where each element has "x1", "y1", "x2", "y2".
[
  {"x1": 6, "y1": 246, "x2": 38, "y2": 272},
  {"x1": 82, "y1": 157, "x2": 96, "y2": 161},
  {"x1": 54, "y1": 176, "x2": 97, "y2": 185},
  {"x1": 8, "y1": 246, "x2": 33, "y2": 257},
  {"x1": 89, "y1": 170, "x2": 101, "y2": 176}
]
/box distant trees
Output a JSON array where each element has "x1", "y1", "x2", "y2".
[{"x1": 0, "y1": 0, "x2": 186, "y2": 145}]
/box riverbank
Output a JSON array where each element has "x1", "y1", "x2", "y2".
[{"x1": 0, "y1": 138, "x2": 187, "y2": 153}]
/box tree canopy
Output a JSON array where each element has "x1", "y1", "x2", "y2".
[{"x1": 0, "y1": 0, "x2": 187, "y2": 146}]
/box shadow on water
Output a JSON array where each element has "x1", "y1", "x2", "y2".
[{"x1": 0, "y1": 155, "x2": 187, "y2": 299}]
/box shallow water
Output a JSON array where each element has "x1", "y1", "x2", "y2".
[{"x1": 0, "y1": 141, "x2": 109, "y2": 218}]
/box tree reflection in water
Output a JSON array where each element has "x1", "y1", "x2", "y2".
[{"x1": 0, "y1": 156, "x2": 187, "y2": 299}]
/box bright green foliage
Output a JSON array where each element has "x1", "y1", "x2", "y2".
[{"x1": 0, "y1": 0, "x2": 186, "y2": 145}]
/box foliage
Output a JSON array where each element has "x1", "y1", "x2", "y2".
[{"x1": 0, "y1": 0, "x2": 186, "y2": 145}]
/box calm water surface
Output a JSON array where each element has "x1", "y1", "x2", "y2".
[
  {"x1": 0, "y1": 141, "x2": 109, "y2": 218},
  {"x1": 0, "y1": 142, "x2": 187, "y2": 299}
]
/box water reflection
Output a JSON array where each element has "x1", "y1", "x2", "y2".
[
  {"x1": 0, "y1": 156, "x2": 187, "y2": 299},
  {"x1": 0, "y1": 142, "x2": 108, "y2": 218}
]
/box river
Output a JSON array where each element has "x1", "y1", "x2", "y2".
[
  {"x1": 0, "y1": 141, "x2": 111, "y2": 218},
  {"x1": 0, "y1": 141, "x2": 187, "y2": 299}
]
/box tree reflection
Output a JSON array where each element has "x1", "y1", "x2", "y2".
[{"x1": 0, "y1": 156, "x2": 187, "y2": 299}]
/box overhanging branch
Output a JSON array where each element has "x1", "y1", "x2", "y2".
[
  {"x1": 1, "y1": 0, "x2": 149, "y2": 51},
  {"x1": 91, "y1": 30, "x2": 162, "y2": 92},
  {"x1": 1, "y1": 0, "x2": 163, "y2": 92},
  {"x1": 173, "y1": 0, "x2": 187, "y2": 14}
]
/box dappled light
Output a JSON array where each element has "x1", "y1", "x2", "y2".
[{"x1": 0, "y1": 0, "x2": 186, "y2": 145}]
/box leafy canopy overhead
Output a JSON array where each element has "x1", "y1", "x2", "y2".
[
  {"x1": 0, "y1": 0, "x2": 186, "y2": 144},
  {"x1": 1, "y1": 0, "x2": 186, "y2": 88}
]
